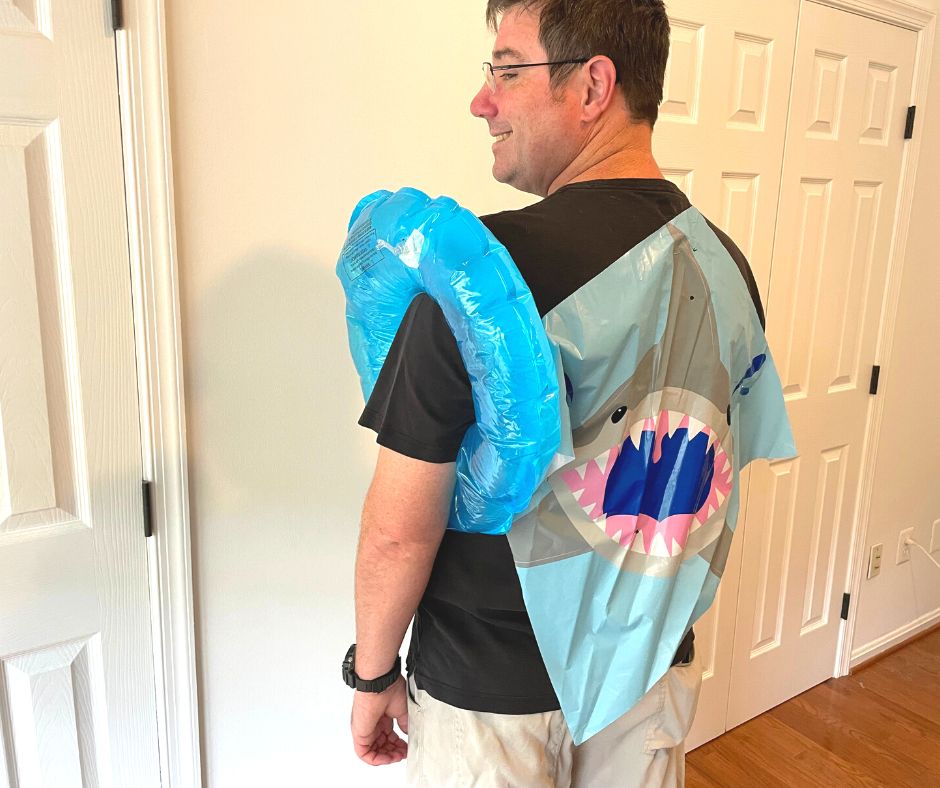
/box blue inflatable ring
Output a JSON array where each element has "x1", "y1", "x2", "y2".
[{"x1": 337, "y1": 187, "x2": 561, "y2": 534}]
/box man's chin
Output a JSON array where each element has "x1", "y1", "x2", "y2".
[
  {"x1": 492, "y1": 161, "x2": 525, "y2": 191},
  {"x1": 493, "y1": 169, "x2": 544, "y2": 197}
]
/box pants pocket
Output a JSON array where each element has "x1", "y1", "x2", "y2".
[{"x1": 407, "y1": 674, "x2": 422, "y2": 709}]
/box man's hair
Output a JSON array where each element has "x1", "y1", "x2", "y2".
[{"x1": 485, "y1": 0, "x2": 670, "y2": 126}]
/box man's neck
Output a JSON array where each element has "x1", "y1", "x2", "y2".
[{"x1": 546, "y1": 122, "x2": 663, "y2": 196}]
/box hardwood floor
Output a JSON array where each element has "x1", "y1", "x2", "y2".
[{"x1": 686, "y1": 629, "x2": 940, "y2": 787}]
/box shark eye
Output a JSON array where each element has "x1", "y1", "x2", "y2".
[{"x1": 611, "y1": 406, "x2": 627, "y2": 424}]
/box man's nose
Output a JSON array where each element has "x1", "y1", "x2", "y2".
[{"x1": 470, "y1": 84, "x2": 496, "y2": 119}]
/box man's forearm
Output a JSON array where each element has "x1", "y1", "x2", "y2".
[
  {"x1": 353, "y1": 518, "x2": 444, "y2": 679},
  {"x1": 353, "y1": 449, "x2": 455, "y2": 679}
]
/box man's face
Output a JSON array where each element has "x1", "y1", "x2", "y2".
[{"x1": 470, "y1": 8, "x2": 584, "y2": 196}]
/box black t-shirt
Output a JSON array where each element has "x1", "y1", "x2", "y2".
[{"x1": 359, "y1": 179, "x2": 764, "y2": 714}]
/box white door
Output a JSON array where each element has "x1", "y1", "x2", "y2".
[
  {"x1": 0, "y1": 2, "x2": 160, "y2": 786},
  {"x1": 727, "y1": 1, "x2": 917, "y2": 728},
  {"x1": 652, "y1": 0, "x2": 800, "y2": 748}
]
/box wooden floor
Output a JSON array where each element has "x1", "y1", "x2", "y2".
[{"x1": 686, "y1": 628, "x2": 940, "y2": 787}]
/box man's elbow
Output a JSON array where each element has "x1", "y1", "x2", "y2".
[{"x1": 359, "y1": 511, "x2": 446, "y2": 552}]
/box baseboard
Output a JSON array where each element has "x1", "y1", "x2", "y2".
[{"x1": 850, "y1": 608, "x2": 940, "y2": 672}]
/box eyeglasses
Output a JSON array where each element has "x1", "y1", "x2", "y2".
[{"x1": 481, "y1": 58, "x2": 590, "y2": 92}]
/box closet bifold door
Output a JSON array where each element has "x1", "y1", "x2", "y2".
[{"x1": 727, "y1": 1, "x2": 917, "y2": 731}]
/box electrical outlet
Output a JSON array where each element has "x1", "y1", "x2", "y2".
[
  {"x1": 897, "y1": 527, "x2": 915, "y2": 564},
  {"x1": 868, "y1": 543, "x2": 883, "y2": 578},
  {"x1": 931, "y1": 520, "x2": 940, "y2": 554}
]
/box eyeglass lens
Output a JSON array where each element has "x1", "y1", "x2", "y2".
[{"x1": 482, "y1": 63, "x2": 495, "y2": 92}]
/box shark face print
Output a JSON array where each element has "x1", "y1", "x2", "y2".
[
  {"x1": 510, "y1": 224, "x2": 737, "y2": 577},
  {"x1": 561, "y1": 406, "x2": 733, "y2": 559}
]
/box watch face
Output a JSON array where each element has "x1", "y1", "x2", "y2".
[{"x1": 342, "y1": 644, "x2": 356, "y2": 688}]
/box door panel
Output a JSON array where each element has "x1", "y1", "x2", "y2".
[
  {"x1": 727, "y1": 1, "x2": 917, "y2": 728},
  {"x1": 654, "y1": 0, "x2": 801, "y2": 750},
  {"x1": 0, "y1": 2, "x2": 160, "y2": 785}
]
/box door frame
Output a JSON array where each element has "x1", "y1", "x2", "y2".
[
  {"x1": 114, "y1": 2, "x2": 201, "y2": 787},
  {"x1": 800, "y1": 0, "x2": 936, "y2": 676}
]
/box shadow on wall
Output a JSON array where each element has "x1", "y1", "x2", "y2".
[
  {"x1": 182, "y1": 245, "x2": 381, "y2": 771},
  {"x1": 185, "y1": 246, "x2": 370, "y2": 524}
]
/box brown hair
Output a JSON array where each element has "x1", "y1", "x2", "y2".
[{"x1": 485, "y1": 0, "x2": 670, "y2": 126}]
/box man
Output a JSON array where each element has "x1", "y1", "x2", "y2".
[{"x1": 347, "y1": 1, "x2": 765, "y2": 784}]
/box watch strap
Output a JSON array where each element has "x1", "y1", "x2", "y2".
[{"x1": 342, "y1": 644, "x2": 401, "y2": 693}]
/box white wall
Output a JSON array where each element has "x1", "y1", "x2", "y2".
[
  {"x1": 164, "y1": 2, "x2": 940, "y2": 785},
  {"x1": 852, "y1": 2, "x2": 940, "y2": 652},
  {"x1": 163, "y1": 3, "x2": 530, "y2": 786}
]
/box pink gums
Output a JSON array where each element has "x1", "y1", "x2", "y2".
[
  {"x1": 561, "y1": 444, "x2": 621, "y2": 521},
  {"x1": 560, "y1": 410, "x2": 734, "y2": 557}
]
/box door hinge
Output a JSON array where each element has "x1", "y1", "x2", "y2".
[
  {"x1": 111, "y1": 0, "x2": 124, "y2": 31},
  {"x1": 142, "y1": 480, "x2": 154, "y2": 538},
  {"x1": 869, "y1": 365, "x2": 881, "y2": 395},
  {"x1": 841, "y1": 592, "x2": 851, "y2": 620},
  {"x1": 904, "y1": 106, "x2": 916, "y2": 140}
]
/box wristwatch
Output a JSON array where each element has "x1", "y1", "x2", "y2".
[{"x1": 342, "y1": 644, "x2": 401, "y2": 693}]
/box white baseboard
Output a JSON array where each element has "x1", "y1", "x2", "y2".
[{"x1": 850, "y1": 607, "x2": 940, "y2": 668}]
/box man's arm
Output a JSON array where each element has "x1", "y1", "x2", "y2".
[{"x1": 350, "y1": 446, "x2": 455, "y2": 765}]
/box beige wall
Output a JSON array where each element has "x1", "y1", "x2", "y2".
[
  {"x1": 164, "y1": 3, "x2": 529, "y2": 785},
  {"x1": 164, "y1": 2, "x2": 939, "y2": 785}
]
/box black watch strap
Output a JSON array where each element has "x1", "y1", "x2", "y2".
[{"x1": 342, "y1": 644, "x2": 401, "y2": 693}]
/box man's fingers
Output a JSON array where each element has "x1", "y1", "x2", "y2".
[
  {"x1": 357, "y1": 737, "x2": 406, "y2": 767},
  {"x1": 350, "y1": 683, "x2": 410, "y2": 767},
  {"x1": 353, "y1": 719, "x2": 408, "y2": 766},
  {"x1": 361, "y1": 750, "x2": 397, "y2": 766}
]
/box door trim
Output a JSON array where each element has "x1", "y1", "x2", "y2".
[
  {"x1": 812, "y1": 0, "x2": 935, "y2": 29},
  {"x1": 114, "y1": 2, "x2": 202, "y2": 787},
  {"x1": 806, "y1": 0, "x2": 936, "y2": 676}
]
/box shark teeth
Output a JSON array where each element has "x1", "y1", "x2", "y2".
[
  {"x1": 667, "y1": 411, "x2": 683, "y2": 437},
  {"x1": 621, "y1": 409, "x2": 724, "y2": 452},
  {"x1": 649, "y1": 533, "x2": 671, "y2": 557},
  {"x1": 595, "y1": 448, "x2": 613, "y2": 474},
  {"x1": 629, "y1": 421, "x2": 645, "y2": 449}
]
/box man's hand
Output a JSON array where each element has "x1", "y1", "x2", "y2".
[{"x1": 351, "y1": 676, "x2": 409, "y2": 766}]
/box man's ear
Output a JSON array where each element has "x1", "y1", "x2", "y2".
[{"x1": 581, "y1": 55, "x2": 619, "y2": 121}]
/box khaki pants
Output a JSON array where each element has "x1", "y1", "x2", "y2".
[{"x1": 405, "y1": 647, "x2": 702, "y2": 787}]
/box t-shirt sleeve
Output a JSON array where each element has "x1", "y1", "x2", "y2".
[{"x1": 358, "y1": 293, "x2": 476, "y2": 463}]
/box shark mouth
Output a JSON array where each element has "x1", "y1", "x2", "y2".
[{"x1": 561, "y1": 410, "x2": 733, "y2": 558}]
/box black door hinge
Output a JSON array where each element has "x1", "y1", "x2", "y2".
[
  {"x1": 904, "y1": 106, "x2": 916, "y2": 140},
  {"x1": 869, "y1": 365, "x2": 881, "y2": 395},
  {"x1": 142, "y1": 480, "x2": 154, "y2": 538},
  {"x1": 841, "y1": 593, "x2": 851, "y2": 620},
  {"x1": 111, "y1": 0, "x2": 124, "y2": 31}
]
